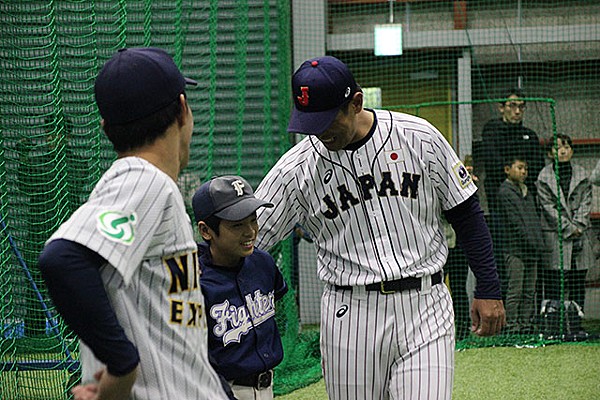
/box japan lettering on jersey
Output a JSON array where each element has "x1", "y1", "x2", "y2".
[{"x1": 255, "y1": 110, "x2": 476, "y2": 286}]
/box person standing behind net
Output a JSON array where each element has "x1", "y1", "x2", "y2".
[
  {"x1": 498, "y1": 156, "x2": 543, "y2": 334},
  {"x1": 536, "y1": 133, "x2": 594, "y2": 312},
  {"x1": 192, "y1": 175, "x2": 288, "y2": 400},
  {"x1": 480, "y1": 88, "x2": 545, "y2": 296},
  {"x1": 481, "y1": 88, "x2": 545, "y2": 212},
  {"x1": 254, "y1": 55, "x2": 505, "y2": 400},
  {"x1": 38, "y1": 47, "x2": 229, "y2": 400}
]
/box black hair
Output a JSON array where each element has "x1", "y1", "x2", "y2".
[
  {"x1": 503, "y1": 154, "x2": 528, "y2": 168},
  {"x1": 546, "y1": 133, "x2": 573, "y2": 154},
  {"x1": 102, "y1": 93, "x2": 186, "y2": 152},
  {"x1": 202, "y1": 214, "x2": 221, "y2": 236},
  {"x1": 500, "y1": 87, "x2": 525, "y2": 105},
  {"x1": 556, "y1": 133, "x2": 573, "y2": 147}
]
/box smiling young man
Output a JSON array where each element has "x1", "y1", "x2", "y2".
[
  {"x1": 254, "y1": 55, "x2": 505, "y2": 400},
  {"x1": 192, "y1": 175, "x2": 288, "y2": 400}
]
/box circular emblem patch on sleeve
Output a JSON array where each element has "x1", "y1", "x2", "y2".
[
  {"x1": 96, "y1": 211, "x2": 137, "y2": 245},
  {"x1": 452, "y1": 162, "x2": 473, "y2": 189}
]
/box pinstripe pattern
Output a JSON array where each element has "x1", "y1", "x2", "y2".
[
  {"x1": 255, "y1": 110, "x2": 472, "y2": 400},
  {"x1": 50, "y1": 157, "x2": 227, "y2": 400},
  {"x1": 320, "y1": 284, "x2": 454, "y2": 400},
  {"x1": 256, "y1": 110, "x2": 476, "y2": 286}
]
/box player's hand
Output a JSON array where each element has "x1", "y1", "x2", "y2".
[
  {"x1": 470, "y1": 298, "x2": 506, "y2": 336},
  {"x1": 71, "y1": 367, "x2": 138, "y2": 400}
]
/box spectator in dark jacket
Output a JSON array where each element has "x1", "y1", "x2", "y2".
[
  {"x1": 498, "y1": 156, "x2": 543, "y2": 333},
  {"x1": 480, "y1": 88, "x2": 545, "y2": 295}
]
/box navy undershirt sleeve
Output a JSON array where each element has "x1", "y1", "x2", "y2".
[
  {"x1": 38, "y1": 239, "x2": 140, "y2": 376},
  {"x1": 443, "y1": 195, "x2": 502, "y2": 300}
]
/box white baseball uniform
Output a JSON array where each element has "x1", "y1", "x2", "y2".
[
  {"x1": 256, "y1": 110, "x2": 476, "y2": 400},
  {"x1": 48, "y1": 157, "x2": 228, "y2": 400}
]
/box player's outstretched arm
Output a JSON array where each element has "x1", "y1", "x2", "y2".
[
  {"x1": 71, "y1": 367, "x2": 138, "y2": 400},
  {"x1": 470, "y1": 298, "x2": 506, "y2": 336}
]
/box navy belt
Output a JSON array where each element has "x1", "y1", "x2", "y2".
[
  {"x1": 334, "y1": 271, "x2": 443, "y2": 294},
  {"x1": 232, "y1": 370, "x2": 272, "y2": 390}
]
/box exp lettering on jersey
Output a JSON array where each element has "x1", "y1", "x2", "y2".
[
  {"x1": 163, "y1": 252, "x2": 206, "y2": 329},
  {"x1": 210, "y1": 290, "x2": 276, "y2": 345},
  {"x1": 321, "y1": 171, "x2": 421, "y2": 219}
]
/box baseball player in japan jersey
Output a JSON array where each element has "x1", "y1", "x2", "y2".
[
  {"x1": 39, "y1": 48, "x2": 229, "y2": 400},
  {"x1": 255, "y1": 56, "x2": 505, "y2": 400}
]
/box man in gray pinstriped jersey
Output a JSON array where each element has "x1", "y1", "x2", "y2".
[
  {"x1": 255, "y1": 56, "x2": 505, "y2": 400},
  {"x1": 39, "y1": 48, "x2": 230, "y2": 400}
]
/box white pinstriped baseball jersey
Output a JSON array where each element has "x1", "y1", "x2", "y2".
[
  {"x1": 256, "y1": 109, "x2": 476, "y2": 285},
  {"x1": 48, "y1": 157, "x2": 228, "y2": 400}
]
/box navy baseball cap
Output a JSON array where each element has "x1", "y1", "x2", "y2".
[
  {"x1": 192, "y1": 176, "x2": 273, "y2": 223},
  {"x1": 94, "y1": 47, "x2": 197, "y2": 125},
  {"x1": 288, "y1": 56, "x2": 358, "y2": 135}
]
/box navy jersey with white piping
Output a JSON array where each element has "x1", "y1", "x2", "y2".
[{"x1": 198, "y1": 241, "x2": 288, "y2": 381}]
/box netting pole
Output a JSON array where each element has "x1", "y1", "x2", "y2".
[
  {"x1": 143, "y1": 0, "x2": 152, "y2": 47},
  {"x1": 235, "y1": 0, "x2": 249, "y2": 175},
  {"x1": 262, "y1": 0, "x2": 273, "y2": 171},
  {"x1": 548, "y1": 101, "x2": 566, "y2": 336},
  {"x1": 206, "y1": 0, "x2": 218, "y2": 180}
]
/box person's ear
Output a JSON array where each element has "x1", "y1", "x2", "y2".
[
  {"x1": 351, "y1": 91, "x2": 364, "y2": 113},
  {"x1": 198, "y1": 221, "x2": 213, "y2": 241},
  {"x1": 176, "y1": 93, "x2": 192, "y2": 127}
]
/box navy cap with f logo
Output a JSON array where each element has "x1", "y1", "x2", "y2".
[{"x1": 192, "y1": 175, "x2": 273, "y2": 223}]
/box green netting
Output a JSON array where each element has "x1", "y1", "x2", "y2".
[{"x1": 1, "y1": 1, "x2": 600, "y2": 399}]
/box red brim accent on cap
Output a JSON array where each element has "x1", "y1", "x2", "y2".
[{"x1": 287, "y1": 106, "x2": 340, "y2": 136}]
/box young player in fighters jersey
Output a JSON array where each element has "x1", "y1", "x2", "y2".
[
  {"x1": 255, "y1": 56, "x2": 506, "y2": 400},
  {"x1": 192, "y1": 175, "x2": 288, "y2": 400},
  {"x1": 38, "y1": 48, "x2": 229, "y2": 400}
]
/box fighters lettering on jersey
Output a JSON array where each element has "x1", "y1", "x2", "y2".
[
  {"x1": 164, "y1": 252, "x2": 205, "y2": 329},
  {"x1": 210, "y1": 290, "x2": 276, "y2": 345},
  {"x1": 321, "y1": 170, "x2": 421, "y2": 219}
]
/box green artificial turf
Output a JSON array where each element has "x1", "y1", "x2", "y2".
[{"x1": 275, "y1": 344, "x2": 600, "y2": 400}]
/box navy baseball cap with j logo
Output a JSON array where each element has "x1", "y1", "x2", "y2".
[
  {"x1": 288, "y1": 56, "x2": 359, "y2": 136},
  {"x1": 192, "y1": 176, "x2": 273, "y2": 223}
]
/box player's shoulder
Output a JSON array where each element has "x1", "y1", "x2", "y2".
[
  {"x1": 481, "y1": 118, "x2": 504, "y2": 136},
  {"x1": 498, "y1": 179, "x2": 513, "y2": 193},
  {"x1": 249, "y1": 247, "x2": 277, "y2": 266},
  {"x1": 97, "y1": 156, "x2": 177, "y2": 195},
  {"x1": 379, "y1": 109, "x2": 440, "y2": 136},
  {"x1": 103, "y1": 156, "x2": 173, "y2": 184},
  {"x1": 263, "y1": 137, "x2": 318, "y2": 180},
  {"x1": 537, "y1": 163, "x2": 554, "y2": 179}
]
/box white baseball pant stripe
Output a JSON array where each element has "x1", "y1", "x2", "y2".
[{"x1": 320, "y1": 282, "x2": 455, "y2": 400}]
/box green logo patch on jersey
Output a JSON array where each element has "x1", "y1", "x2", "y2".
[{"x1": 97, "y1": 211, "x2": 137, "y2": 245}]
